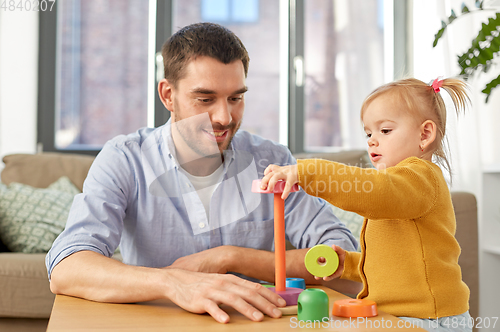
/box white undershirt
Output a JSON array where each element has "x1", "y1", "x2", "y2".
[{"x1": 179, "y1": 164, "x2": 224, "y2": 220}]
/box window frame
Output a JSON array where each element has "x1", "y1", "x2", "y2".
[
  {"x1": 38, "y1": 5, "x2": 61, "y2": 153},
  {"x1": 287, "y1": 0, "x2": 305, "y2": 154},
  {"x1": 37, "y1": 0, "x2": 173, "y2": 155}
]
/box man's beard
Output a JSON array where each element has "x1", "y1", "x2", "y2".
[{"x1": 173, "y1": 111, "x2": 241, "y2": 159}]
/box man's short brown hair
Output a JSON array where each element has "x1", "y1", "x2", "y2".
[{"x1": 162, "y1": 22, "x2": 250, "y2": 87}]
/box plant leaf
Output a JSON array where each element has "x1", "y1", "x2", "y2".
[
  {"x1": 449, "y1": 9, "x2": 457, "y2": 24},
  {"x1": 476, "y1": 51, "x2": 488, "y2": 65},
  {"x1": 433, "y1": 27, "x2": 447, "y2": 47},
  {"x1": 482, "y1": 74, "x2": 500, "y2": 103},
  {"x1": 432, "y1": 8, "x2": 486, "y2": 47},
  {"x1": 456, "y1": 13, "x2": 500, "y2": 76},
  {"x1": 461, "y1": 3, "x2": 470, "y2": 13},
  {"x1": 490, "y1": 36, "x2": 500, "y2": 53}
]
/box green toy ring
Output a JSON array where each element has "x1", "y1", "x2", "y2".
[{"x1": 304, "y1": 244, "x2": 339, "y2": 277}]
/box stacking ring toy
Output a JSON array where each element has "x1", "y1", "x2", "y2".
[
  {"x1": 252, "y1": 179, "x2": 302, "y2": 305},
  {"x1": 286, "y1": 277, "x2": 306, "y2": 290},
  {"x1": 332, "y1": 299, "x2": 378, "y2": 317},
  {"x1": 297, "y1": 288, "x2": 329, "y2": 322},
  {"x1": 304, "y1": 244, "x2": 339, "y2": 277}
]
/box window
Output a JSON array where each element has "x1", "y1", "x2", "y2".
[
  {"x1": 303, "y1": 0, "x2": 388, "y2": 151},
  {"x1": 38, "y1": 0, "x2": 398, "y2": 155},
  {"x1": 39, "y1": 0, "x2": 156, "y2": 154},
  {"x1": 201, "y1": 0, "x2": 259, "y2": 23},
  {"x1": 55, "y1": 0, "x2": 150, "y2": 150},
  {"x1": 173, "y1": 0, "x2": 279, "y2": 142}
]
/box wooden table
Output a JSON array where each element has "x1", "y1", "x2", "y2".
[{"x1": 46, "y1": 286, "x2": 425, "y2": 331}]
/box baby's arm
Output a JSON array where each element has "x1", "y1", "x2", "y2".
[
  {"x1": 297, "y1": 158, "x2": 438, "y2": 220},
  {"x1": 316, "y1": 245, "x2": 346, "y2": 281},
  {"x1": 260, "y1": 164, "x2": 298, "y2": 200}
]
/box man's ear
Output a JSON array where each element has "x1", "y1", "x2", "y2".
[
  {"x1": 420, "y1": 120, "x2": 437, "y2": 150},
  {"x1": 158, "y1": 79, "x2": 174, "y2": 112}
]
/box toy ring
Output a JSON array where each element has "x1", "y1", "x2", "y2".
[{"x1": 304, "y1": 244, "x2": 339, "y2": 277}]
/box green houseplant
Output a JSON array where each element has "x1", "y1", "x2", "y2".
[{"x1": 433, "y1": 0, "x2": 500, "y2": 102}]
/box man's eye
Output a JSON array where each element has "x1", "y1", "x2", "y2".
[
  {"x1": 198, "y1": 98, "x2": 212, "y2": 103},
  {"x1": 230, "y1": 96, "x2": 243, "y2": 102}
]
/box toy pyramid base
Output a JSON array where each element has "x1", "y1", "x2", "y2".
[{"x1": 269, "y1": 287, "x2": 303, "y2": 306}]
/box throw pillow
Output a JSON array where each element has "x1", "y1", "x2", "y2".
[
  {"x1": 330, "y1": 204, "x2": 364, "y2": 249},
  {"x1": 0, "y1": 176, "x2": 79, "y2": 253},
  {"x1": 0, "y1": 183, "x2": 9, "y2": 252}
]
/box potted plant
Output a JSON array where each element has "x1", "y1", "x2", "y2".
[{"x1": 433, "y1": 0, "x2": 500, "y2": 102}]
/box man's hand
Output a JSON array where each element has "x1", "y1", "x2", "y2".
[
  {"x1": 168, "y1": 246, "x2": 234, "y2": 274},
  {"x1": 165, "y1": 269, "x2": 286, "y2": 323},
  {"x1": 260, "y1": 164, "x2": 299, "y2": 200}
]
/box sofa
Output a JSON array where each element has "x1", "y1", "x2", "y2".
[
  {"x1": 0, "y1": 151, "x2": 479, "y2": 332},
  {"x1": 0, "y1": 153, "x2": 94, "y2": 332}
]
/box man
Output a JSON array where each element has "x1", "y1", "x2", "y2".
[{"x1": 46, "y1": 23, "x2": 358, "y2": 324}]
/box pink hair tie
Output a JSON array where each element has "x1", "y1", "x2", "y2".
[{"x1": 431, "y1": 78, "x2": 443, "y2": 93}]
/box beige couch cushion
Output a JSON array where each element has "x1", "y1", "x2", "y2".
[
  {"x1": 0, "y1": 253, "x2": 54, "y2": 318},
  {"x1": 1, "y1": 153, "x2": 95, "y2": 192}
]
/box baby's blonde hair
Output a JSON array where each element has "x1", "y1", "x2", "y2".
[{"x1": 360, "y1": 77, "x2": 470, "y2": 177}]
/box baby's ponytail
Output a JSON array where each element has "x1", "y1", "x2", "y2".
[{"x1": 431, "y1": 78, "x2": 470, "y2": 180}]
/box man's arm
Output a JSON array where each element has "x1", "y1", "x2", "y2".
[
  {"x1": 169, "y1": 246, "x2": 362, "y2": 296},
  {"x1": 50, "y1": 250, "x2": 286, "y2": 323}
]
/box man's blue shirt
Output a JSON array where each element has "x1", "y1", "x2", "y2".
[{"x1": 46, "y1": 121, "x2": 357, "y2": 277}]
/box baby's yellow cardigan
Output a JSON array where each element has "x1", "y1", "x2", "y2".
[{"x1": 297, "y1": 157, "x2": 469, "y2": 319}]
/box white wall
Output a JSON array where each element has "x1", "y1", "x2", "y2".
[{"x1": 0, "y1": 9, "x2": 39, "y2": 170}]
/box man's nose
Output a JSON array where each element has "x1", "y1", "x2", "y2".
[{"x1": 211, "y1": 101, "x2": 232, "y2": 126}]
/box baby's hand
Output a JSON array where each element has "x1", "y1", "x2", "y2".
[
  {"x1": 260, "y1": 164, "x2": 298, "y2": 200},
  {"x1": 314, "y1": 244, "x2": 346, "y2": 282}
]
